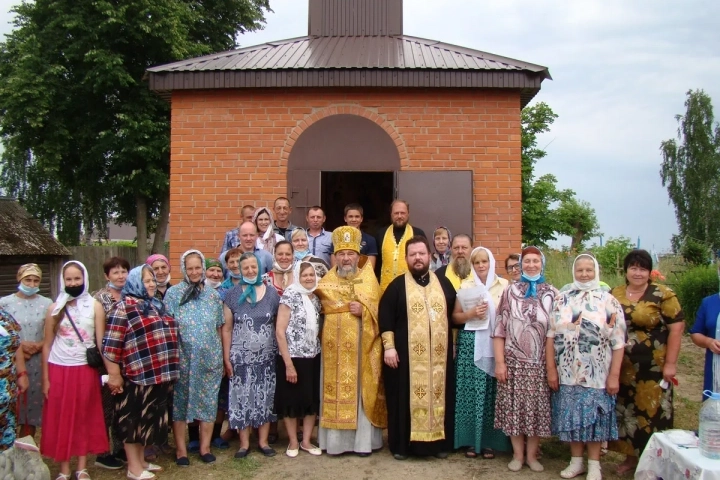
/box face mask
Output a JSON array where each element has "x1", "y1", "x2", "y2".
[
  {"x1": 229, "y1": 271, "x2": 243, "y2": 279},
  {"x1": 574, "y1": 280, "x2": 594, "y2": 289},
  {"x1": 65, "y1": 284, "x2": 85, "y2": 298},
  {"x1": 108, "y1": 282, "x2": 123, "y2": 291},
  {"x1": 522, "y1": 272, "x2": 542, "y2": 282},
  {"x1": 156, "y1": 276, "x2": 170, "y2": 287},
  {"x1": 243, "y1": 276, "x2": 258, "y2": 284},
  {"x1": 205, "y1": 279, "x2": 222, "y2": 289},
  {"x1": 18, "y1": 284, "x2": 39, "y2": 296},
  {"x1": 294, "y1": 250, "x2": 310, "y2": 261}
]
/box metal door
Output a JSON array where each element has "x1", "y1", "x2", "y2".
[
  {"x1": 288, "y1": 169, "x2": 321, "y2": 229},
  {"x1": 396, "y1": 171, "x2": 473, "y2": 240}
]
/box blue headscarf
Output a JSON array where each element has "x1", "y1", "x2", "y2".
[
  {"x1": 122, "y1": 265, "x2": 165, "y2": 316},
  {"x1": 237, "y1": 253, "x2": 264, "y2": 307},
  {"x1": 520, "y1": 246, "x2": 546, "y2": 298}
]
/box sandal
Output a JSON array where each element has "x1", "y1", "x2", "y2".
[
  {"x1": 464, "y1": 448, "x2": 477, "y2": 458},
  {"x1": 75, "y1": 470, "x2": 91, "y2": 480},
  {"x1": 480, "y1": 448, "x2": 495, "y2": 459},
  {"x1": 56, "y1": 474, "x2": 71, "y2": 480}
]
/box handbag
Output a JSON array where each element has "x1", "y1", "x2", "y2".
[{"x1": 64, "y1": 309, "x2": 104, "y2": 369}]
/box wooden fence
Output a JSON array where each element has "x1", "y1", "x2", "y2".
[{"x1": 68, "y1": 246, "x2": 169, "y2": 292}]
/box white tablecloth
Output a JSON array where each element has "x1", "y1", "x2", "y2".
[{"x1": 636, "y1": 431, "x2": 720, "y2": 480}]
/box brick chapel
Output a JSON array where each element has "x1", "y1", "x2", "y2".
[{"x1": 146, "y1": 0, "x2": 551, "y2": 265}]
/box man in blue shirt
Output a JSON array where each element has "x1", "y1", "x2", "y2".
[
  {"x1": 306, "y1": 205, "x2": 334, "y2": 265},
  {"x1": 219, "y1": 221, "x2": 273, "y2": 274},
  {"x1": 335, "y1": 203, "x2": 378, "y2": 269}
]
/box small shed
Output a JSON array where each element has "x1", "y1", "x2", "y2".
[{"x1": 0, "y1": 197, "x2": 71, "y2": 299}]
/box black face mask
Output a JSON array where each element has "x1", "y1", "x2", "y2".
[{"x1": 65, "y1": 284, "x2": 85, "y2": 298}]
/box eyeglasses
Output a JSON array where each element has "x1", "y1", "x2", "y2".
[{"x1": 506, "y1": 264, "x2": 520, "y2": 272}]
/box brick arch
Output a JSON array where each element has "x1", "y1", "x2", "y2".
[{"x1": 280, "y1": 105, "x2": 409, "y2": 169}]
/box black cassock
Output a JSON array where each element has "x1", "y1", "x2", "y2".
[{"x1": 378, "y1": 271, "x2": 457, "y2": 457}]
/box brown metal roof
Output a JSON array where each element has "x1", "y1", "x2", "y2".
[
  {"x1": 0, "y1": 198, "x2": 71, "y2": 256},
  {"x1": 308, "y1": 0, "x2": 403, "y2": 37}
]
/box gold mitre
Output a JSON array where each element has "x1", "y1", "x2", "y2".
[{"x1": 332, "y1": 226, "x2": 362, "y2": 254}]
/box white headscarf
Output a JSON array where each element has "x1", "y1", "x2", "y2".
[
  {"x1": 470, "y1": 247, "x2": 498, "y2": 377},
  {"x1": 284, "y1": 261, "x2": 319, "y2": 344},
  {"x1": 571, "y1": 253, "x2": 601, "y2": 292},
  {"x1": 51, "y1": 260, "x2": 94, "y2": 318}
]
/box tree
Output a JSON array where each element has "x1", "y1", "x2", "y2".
[
  {"x1": 0, "y1": 0, "x2": 270, "y2": 256},
  {"x1": 521, "y1": 173, "x2": 574, "y2": 246},
  {"x1": 556, "y1": 198, "x2": 601, "y2": 251},
  {"x1": 660, "y1": 89, "x2": 720, "y2": 251}
]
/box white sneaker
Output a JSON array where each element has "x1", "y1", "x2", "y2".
[{"x1": 126, "y1": 470, "x2": 156, "y2": 480}]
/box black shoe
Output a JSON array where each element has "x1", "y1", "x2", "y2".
[
  {"x1": 114, "y1": 450, "x2": 128, "y2": 463},
  {"x1": 434, "y1": 451, "x2": 449, "y2": 459},
  {"x1": 234, "y1": 448, "x2": 249, "y2": 459},
  {"x1": 258, "y1": 445, "x2": 276, "y2": 457},
  {"x1": 94, "y1": 454, "x2": 124, "y2": 470},
  {"x1": 268, "y1": 433, "x2": 278, "y2": 445},
  {"x1": 357, "y1": 452, "x2": 371, "y2": 457},
  {"x1": 175, "y1": 456, "x2": 190, "y2": 467},
  {"x1": 393, "y1": 453, "x2": 408, "y2": 460},
  {"x1": 200, "y1": 453, "x2": 216, "y2": 464}
]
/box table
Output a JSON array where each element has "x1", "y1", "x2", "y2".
[{"x1": 636, "y1": 431, "x2": 720, "y2": 480}]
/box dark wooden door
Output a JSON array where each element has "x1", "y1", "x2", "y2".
[
  {"x1": 396, "y1": 171, "x2": 473, "y2": 240},
  {"x1": 288, "y1": 169, "x2": 321, "y2": 229}
]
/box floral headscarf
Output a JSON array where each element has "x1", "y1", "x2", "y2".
[
  {"x1": 123, "y1": 265, "x2": 165, "y2": 316},
  {"x1": 179, "y1": 249, "x2": 206, "y2": 306},
  {"x1": 284, "y1": 261, "x2": 319, "y2": 344},
  {"x1": 432, "y1": 226, "x2": 452, "y2": 265}
]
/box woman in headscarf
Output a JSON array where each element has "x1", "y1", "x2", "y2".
[
  {"x1": 275, "y1": 261, "x2": 322, "y2": 457},
  {"x1": 430, "y1": 226, "x2": 452, "y2": 272},
  {"x1": 204, "y1": 258, "x2": 224, "y2": 290},
  {"x1": 222, "y1": 252, "x2": 280, "y2": 458},
  {"x1": 164, "y1": 250, "x2": 225, "y2": 466},
  {"x1": 41, "y1": 261, "x2": 109, "y2": 480},
  {"x1": 610, "y1": 249, "x2": 684, "y2": 475},
  {"x1": 218, "y1": 248, "x2": 244, "y2": 302},
  {"x1": 492, "y1": 246, "x2": 557, "y2": 472},
  {"x1": 103, "y1": 265, "x2": 179, "y2": 480},
  {"x1": 691, "y1": 256, "x2": 720, "y2": 396},
  {"x1": 0, "y1": 307, "x2": 29, "y2": 451},
  {"x1": 0, "y1": 263, "x2": 51, "y2": 439},
  {"x1": 452, "y1": 247, "x2": 511, "y2": 459},
  {"x1": 146, "y1": 254, "x2": 172, "y2": 301},
  {"x1": 263, "y1": 240, "x2": 295, "y2": 296},
  {"x1": 547, "y1": 253, "x2": 626, "y2": 480},
  {"x1": 290, "y1": 228, "x2": 330, "y2": 279},
  {"x1": 254, "y1": 207, "x2": 284, "y2": 254}
]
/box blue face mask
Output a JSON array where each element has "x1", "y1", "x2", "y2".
[
  {"x1": 107, "y1": 282, "x2": 123, "y2": 291},
  {"x1": 229, "y1": 271, "x2": 243, "y2": 279},
  {"x1": 242, "y1": 276, "x2": 258, "y2": 284},
  {"x1": 18, "y1": 284, "x2": 39, "y2": 296},
  {"x1": 294, "y1": 250, "x2": 310, "y2": 261}
]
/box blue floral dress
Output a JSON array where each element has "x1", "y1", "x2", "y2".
[
  {"x1": 0, "y1": 294, "x2": 51, "y2": 427},
  {"x1": 0, "y1": 309, "x2": 21, "y2": 450},
  {"x1": 165, "y1": 282, "x2": 224, "y2": 423},
  {"x1": 224, "y1": 286, "x2": 279, "y2": 430}
]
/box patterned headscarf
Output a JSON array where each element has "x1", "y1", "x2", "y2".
[
  {"x1": 433, "y1": 226, "x2": 452, "y2": 265},
  {"x1": 122, "y1": 265, "x2": 165, "y2": 316},
  {"x1": 205, "y1": 258, "x2": 222, "y2": 271},
  {"x1": 520, "y1": 246, "x2": 546, "y2": 298},
  {"x1": 284, "y1": 261, "x2": 319, "y2": 344},
  {"x1": 237, "y1": 253, "x2": 264, "y2": 307},
  {"x1": 17, "y1": 263, "x2": 42, "y2": 282},
  {"x1": 179, "y1": 249, "x2": 206, "y2": 306},
  {"x1": 146, "y1": 254, "x2": 171, "y2": 287},
  {"x1": 253, "y1": 207, "x2": 279, "y2": 252}
]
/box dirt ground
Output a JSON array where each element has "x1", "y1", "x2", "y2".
[{"x1": 46, "y1": 336, "x2": 704, "y2": 480}]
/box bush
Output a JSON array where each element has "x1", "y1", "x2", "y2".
[
  {"x1": 674, "y1": 265, "x2": 718, "y2": 330},
  {"x1": 590, "y1": 236, "x2": 635, "y2": 275},
  {"x1": 680, "y1": 238, "x2": 711, "y2": 266}
]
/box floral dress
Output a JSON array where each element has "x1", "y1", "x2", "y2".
[
  {"x1": 0, "y1": 309, "x2": 21, "y2": 450},
  {"x1": 164, "y1": 283, "x2": 224, "y2": 423},
  {"x1": 0, "y1": 294, "x2": 51, "y2": 427},
  {"x1": 609, "y1": 283, "x2": 683, "y2": 457}
]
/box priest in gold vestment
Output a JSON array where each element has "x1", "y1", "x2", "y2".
[
  {"x1": 375, "y1": 200, "x2": 426, "y2": 292},
  {"x1": 379, "y1": 236, "x2": 457, "y2": 460},
  {"x1": 315, "y1": 226, "x2": 387, "y2": 456}
]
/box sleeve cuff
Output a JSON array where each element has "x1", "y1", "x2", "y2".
[{"x1": 381, "y1": 332, "x2": 395, "y2": 350}]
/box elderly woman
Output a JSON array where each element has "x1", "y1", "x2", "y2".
[
  {"x1": 218, "y1": 248, "x2": 243, "y2": 301},
  {"x1": 504, "y1": 254, "x2": 521, "y2": 283},
  {"x1": 547, "y1": 254, "x2": 626, "y2": 480},
  {"x1": 610, "y1": 249, "x2": 683, "y2": 475},
  {"x1": 103, "y1": 265, "x2": 179, "y2": 480},
  {"x1": 205, "y1": 258, "x2": 224, "y2": 290},
  {"x1": 275, "y1": 261, "x2": 322, "y2": 457},
  {"x1": 146, "y1": 255, "x2": 172, "y2": 301},
  {"x1": 263, "y1": 240, "x2": 295, "y2": 295},
  {"x1": 0, "y1": 308, "x2": 29, "y2": 451},
  {"x1": 0, "y1": 264, "x2": 51, "y2": 439},
  {"x1": 430, "y1": 226, "x2": 452, "y2": 271},
  {"x1": 452, "y1": 247, "x2": 511, "y2": 459},
  {"x1": 290, "y1": 228, "x2": 330, "y2": 279},
  {"x1": 164, "y1": 250, "x2": 225, "y2": 466},
  {"x1": 493, "y1": 246, "x2": 557, "y2": 472},
  {"x1": 690, "y1": 257, "x2": 720, "y2": 396},
  {"x1": 41, "y1": 261, "x2": 109, "y2": 480},
  {"x1": 254, "y1": 207, "x2": 285, "y2": 254},
  {"x1": 222, "y1": 253, "x2": 280, "y2": 458}
]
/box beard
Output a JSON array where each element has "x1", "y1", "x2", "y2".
[
  {"x1": 392, "y1": 218, "x2": 407, "y2": 228},
  {"x1": 451, "y1": 257, "x2": 471, "y2": 279},
  {"x1": 337, "y1": 263, "x2": 358, "y2": 279},
  {"x1": 409, "y1": 262, "x2": 429, "y2": 277}
]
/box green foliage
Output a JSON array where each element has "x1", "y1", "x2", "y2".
[
  {"x1": 543, "y1": 249, "x2": 626, "y2": 290},
  {"x1": 0, "y1": 0, "x2": 270, "y2": 245},
  {"x1": 589, "y1": 236, "x2": 635, "y2": 275},
  {"x1": 674, "y1": 265, "x2": 718, "y2": 330},
  {"x1": 555, "y1": 197, "x2": 601, "y2": 251},
  {"x1": 680, "y1": 237, "x2": 711, "y2": 266},
  {"x1": 660, "y1": 89, "x2": 720, "y2": 251}
]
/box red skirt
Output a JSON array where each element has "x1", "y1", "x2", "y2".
[{"x1": 41, "y1": 363, "x2": 109, "y2": 461}]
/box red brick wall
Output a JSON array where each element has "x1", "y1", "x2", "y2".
[{"x1": 169, "y1": 88, "x2": 522, "y2": 275}]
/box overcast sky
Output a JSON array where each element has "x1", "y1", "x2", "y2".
[{"x1": 1, "y1": 0, "x2": 718, "y2": 251}]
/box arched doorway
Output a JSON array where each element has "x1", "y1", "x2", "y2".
[{"x1": 287, "y1": 114, "x2": 400, "y2": 232}]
